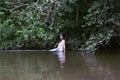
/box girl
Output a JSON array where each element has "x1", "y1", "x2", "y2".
[{"x1": 49, "y1": 34, "x2": 65, "y2": 52}]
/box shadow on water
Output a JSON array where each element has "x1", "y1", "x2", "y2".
[{"x1": 0, "y1": 49, "x2": 119, "y2": 80}]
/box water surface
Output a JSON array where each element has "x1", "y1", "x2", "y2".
[{"x1": 0, "y1": 49, "x2": 120, "y2": 80}]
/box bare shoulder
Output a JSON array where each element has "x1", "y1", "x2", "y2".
[{"x1": 62, "y1": 40, "x2": 65, "y2": 43}]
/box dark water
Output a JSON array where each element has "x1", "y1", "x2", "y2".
[{"x1": 0, "y1": 49, "x2": 120, "y2": 80}]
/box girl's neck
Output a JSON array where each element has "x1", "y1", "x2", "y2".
[
  {"x1": 61, "y1": 39, "x2": 64, "y2": 41},
  {"x1": 60, "y1": 39, "x2": 63, "y2": 42}
]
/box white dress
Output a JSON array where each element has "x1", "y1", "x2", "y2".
[{"x1": 49, "y1": 40, "x2": 65, "y2": 52}]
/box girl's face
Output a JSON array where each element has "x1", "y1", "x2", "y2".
[{"x1": 60, "y1": 35, "x2": 63, "y2": 40}]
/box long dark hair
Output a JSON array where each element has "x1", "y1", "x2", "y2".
[{"x1": 59, "y1": 34, "x2": 64, "y2": 42}]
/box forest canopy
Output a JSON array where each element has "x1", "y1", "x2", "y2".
[{"x1": 0, "y1": 0, "x2": 120, "y2": 53}]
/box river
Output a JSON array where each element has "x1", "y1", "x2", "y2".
[{"x1": 0, "y1": 49, "x2": 119, "y2": 80}]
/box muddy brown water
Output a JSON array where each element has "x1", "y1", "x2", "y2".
[{"x1": 0, "y1": 49, "x2": 120, "y2": 80}]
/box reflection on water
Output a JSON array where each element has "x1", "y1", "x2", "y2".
[
  {"x1": 0, "y1": 49, "x2": 119, "y2": 80},
  {"x1": 81, "y1": 53, "x2": 115, "y2": 80},
  {"x1": 55, "y1": 51, "x2": 65, "y2": 69}
]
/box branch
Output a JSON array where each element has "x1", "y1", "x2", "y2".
[
  {"x1": 36, "y1": 0, "x2": 39, "y2": 3},
  {"x1": 10, "y1": 4, "x2": 28, "y2": 12},
  {"x1": 76, "y1": 5, "x2": 78, "y2": 25},
  {"x1": 45, "y1": 0, "x2": 61, "y2": 25},
  {"x1": 34, "y1": 3, "x2": 46, "y2": 15}
]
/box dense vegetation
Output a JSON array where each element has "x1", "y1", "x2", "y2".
[{"x1": 0, "y1": 0, "x2": 120, "y2": 53}]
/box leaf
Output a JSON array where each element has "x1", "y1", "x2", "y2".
[
  {"x1": 24, "y1": 35, "x2": 28, "y2": 40},
  {"x1": 0, "y1": 11, "x2": 4, "y2": 16}
]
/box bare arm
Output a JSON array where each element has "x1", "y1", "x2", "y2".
[{"x1": 63, "y1": 40, "x2": 65, "y2": 53}]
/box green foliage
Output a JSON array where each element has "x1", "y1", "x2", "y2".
[
  {"x1": 80, "y1": 0, "x2": 120, "y2": 53},
  {"x1": 80, "y1": 29, "x2": 114, "y2": 52},
  {"x1": 0, "y1": 11, "x2": 4, "y2": 16},
  {"x1": 0, "y1": 1, "x2": 60, "y2": 49},
  {"x1": 0, "y1": 0, "x2": 120, "y2": 52}
]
